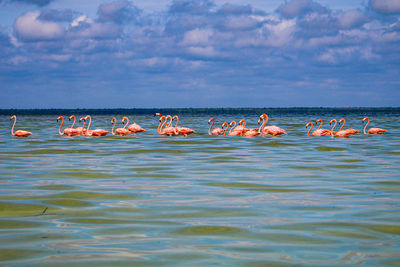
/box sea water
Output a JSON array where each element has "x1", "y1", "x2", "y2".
[{"x1": 0, "y1": 110, "x2": 399, "y2": 266}]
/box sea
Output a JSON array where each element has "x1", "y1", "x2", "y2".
[{"x1": 0, "y1": 108, "x2": 399, "y2": 266}]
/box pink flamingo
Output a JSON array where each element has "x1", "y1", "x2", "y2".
[
  {"x1": 57, "y1": 116, "x2": 79, "y2": 136},
  {"x1": 329, "y1": 119, "x2": 338, "y2": 135},
  {"x1": 127, "y1": 117, "x2": 146, "y2": 133},
  {"x1": 314, "y1": 119, "x2": 331, "y2": 136},
  {"x1": 228, "y1": 121, "x2": 241, "y2": 136},
  {"x1": 306, "y1": 121, "x2": 329, "y2": 136},
  {"x1": 238, "y1": 119, "x2": 259, "y2": 137},
  {"x1": 173, "y1": 115, "x2": 195, "y2": 136},
  {"x1": 10, "y1": 115, "x2": 32, "y2": 137},
  {"x1": 222, "y1": 122, "x2": 230, "y2": 136},
  {"x1": 158, "y1": 115, "x2": 178, "y2": 136},
  {"x1": 363, "y1": 117, "x2": 388, "y2": 135},
  {"x1": 111, "y1": 117, "x2": 132, "y2": 136},
  {"x1": 208, "y1": 118, "x2": 224, "y2": 135},
  {"x1": 338, "y1": 118, "x2": 361, "y2": 135},
  {"x1": 80, "y1": 115, "x2": 109, "y2": 136},
  {"x1": 69, "y1": 115, "x2": 83, "y2": 134},
  {"x1": 258, "y1": 114, "x2": 286, "y2": 136}
]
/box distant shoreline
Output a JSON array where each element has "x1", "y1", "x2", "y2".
[{"x1": 1, "y1": 107, "x2": 399, "y2": 116}]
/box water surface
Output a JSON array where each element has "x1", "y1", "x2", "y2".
[{"x1": 1, "y1": 111, "x2": 399, "y2": 266}]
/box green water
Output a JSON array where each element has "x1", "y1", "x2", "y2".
[{"x1": 0, "y1": 113, "x2": 399, "y2": 266}]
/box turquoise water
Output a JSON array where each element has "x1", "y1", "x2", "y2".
[{"x1": 1, "y1": 112, "x2": 399, "y2": 266}]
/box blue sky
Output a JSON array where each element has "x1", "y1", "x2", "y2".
[{"x1": 0, "y1": 0, "x2": 399, "y2": 108}]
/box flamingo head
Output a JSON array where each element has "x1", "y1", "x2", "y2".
[
  {"x1": 111, "y1": 117, "x2": 116, "y2": 124},
  {"x1": 159, "y1": 115, "x2": 166, "y2": 122},
  {"x1": 315, "y1": 119, "x2": 322, "y2": 124},
  {"x1": 122, "y1": 117, "x2": 128, "y2": 124},
  {"x1": 57, "y1": 116, "x2": 63, "y2": 122},
  {"x1": 222, "y1": 122, "x2": 229, "y2": 129},
  {"x1": 79, "y1": 117, "x2": 86, "y2": 122},
  {"x1": 85, "y1": 115, "x2": 91, "y2": 120},
  {"x1": 69, "y1": 115, "x2": 75, "y2": 121},
  {"x1": 329, "y1": 119, "x2": 336, "y2": 125},
  {"x1": 362, "y1": 117, "x2": 369, "y2": 122},
  {"x1": 208, "y1": 118, "x2": 214, "y2": 124},
  {"x1": 173, "y1": 115, "x2": 178, "y2": 120},
  {"x1": 229, "y1": 121, "x2": 236, "y2": 126},
  {"x1": 10, "y1": 115, "x2": 16, "y2": 120},
  {"x1": 338, "y1": 118, "x2": 345, "y2": 124},
  {"x1": 154, "y1": 113, "x2": 162, "y2": 117},
  {"x1": 306, "y1": 122, "x2": 313, "y2": 128}
]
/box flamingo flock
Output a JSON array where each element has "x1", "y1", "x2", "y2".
[{"x1": 9, "y1": 114, "x2": 388, "y2": 138}]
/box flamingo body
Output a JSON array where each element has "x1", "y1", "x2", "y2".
[
  {"x1": 128, "y1": 123, "x2": 146, "y2": 133},
  {"x1": 312, "y1": 129, "x2": 331, "y2": 136}
]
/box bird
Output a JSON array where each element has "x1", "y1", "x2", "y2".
[
  {"x1": 338, "y1": 118, "x2": 361, "y2": 135},
  {"x1": 68, "y1": 115, "x2": 84, "y2": 134},
  {"x1": 57, "y1": 116, "x2": 80, "y2": 136},
  {"x1": 314, "y1": 119, "x2": 331, "y2": 136},
  {"x1": 221, "y1": 122, "x2": 230, "y2": 136},
  {"x1": 111, "y1": 117, "x2": 132, "y2": 136},
  {"x1": 173, "y1": 115, "x2": 195, "y2": 136},
  {"x1": 80, "y1": 115, "x2": 109, "y2": 136},
  {"x1": 237, "y1": 119, "x2": 259, "y2": 137},
  {"x1": 158, "y1": 115, "x2": 178, "y2": 136},
  {"x1": 306, "y1": 121, "x2": 330, "y2": 136},
  {"x1": 127, "y1": 117, "x2": 146, "y2": 133},
  {"x1": 258, "y1": 113, "x2": 286, "y2": 136},
  {"x1": 228, "y1": 121, "x2": 242, "y2": 136},
  {"x1": 329, "y1": 118, "x2": 357, "y2": 138},
  {"x1": 208, "y1": 118, "x2": 224, "y2": 135},
  {"x1": 10, "y1": 115, "x2": 32, "y2": 137},
  {"x1": 363, "y1": 117, "x2": 388, "y2": 135}
]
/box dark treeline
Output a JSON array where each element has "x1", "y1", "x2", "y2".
[{"x1": 1, "y1": 107, "x2": 399, "y2": 116}]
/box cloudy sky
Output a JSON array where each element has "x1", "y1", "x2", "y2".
[{"x1": 0, "y1": 0, "x2": 399, "y2": 108}]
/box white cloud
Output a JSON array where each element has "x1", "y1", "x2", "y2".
[
  {"x1": 186, "y1": 46, "x2": 217, "y2": 57},
  {"x1": 13, "y1": 11, "x2": 64, "y2": 41},
  {"x1": 181, "y1": 28, "x2": 214, "y2": 46},
  {"x1": 370, "y1": 0, "x2": 400, "y2": 14}
]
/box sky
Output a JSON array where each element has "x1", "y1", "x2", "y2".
[{"x1": 0, "y1": 0, "x2": 399, "y2": 108}]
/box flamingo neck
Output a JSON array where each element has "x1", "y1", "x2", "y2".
[
  {"x1": 58, "y1": 116, "x2": 64, "y2": 135},
  {"x1": 70, "y1": 116, "x2": 76, "y2": 128},
  {"x1": 111, "y1": 119, "x2": 116, "y2": 135},
  {"x1": 307, "y1": 123, "x2": 313, "y2": 136},
  {"x1": 11, "y1": 117, "x2": 16, "y2": 136},
  {"x1": 229, "y1": 121, "x2": 236, "y2": 134},
  {"x1": 208, "y1": 119, "x2": 214, "y2": 135},
  {"x1": 363, "y1": 118, "x2": 369, "y2": 135},
  {"x1": 123, "y1": 117, "x2": 129, "y2": 129},
  {"x1": 86, "y1": 116, "x2": 92, "y2": 132},
  {"x1": 317, "y1": 120, "x2": 322, "y2": 130},
  {"x1": 159, "y1": 117, "x2": 166, "y2": 134},
  {"x1": 222, "y1": 124, "x2": 229, "y2": 136},
  {"x1": 258, "y1": 116, "x2": 268, "y2": 133},
  {"x1": 339, "y1": 119, "x2": 345, "y2": 131},
  {"x1": 174, "y1": 116, "x2": 179, "y2": 128},
  {"x1": 81, "y1": 119, "x2": 86, "y2": 134}
]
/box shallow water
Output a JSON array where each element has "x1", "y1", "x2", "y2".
[{"x1": 1, "y1": 113, "x2": 399, "y2": 266}]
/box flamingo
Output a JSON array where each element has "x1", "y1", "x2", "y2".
[
  {"x1": 111, "y1": 117, "x2": 132, "y2": 136},
  {"x1": 228, "y1": 121, "x2": 241, "y2": 136},
  {"x1": 127, "y1": 117, "x2": 146, "y2": 133},
  {"x1": 314, "y1": 119, "x2": 331, "y2": 136},
  {"x1": 158, "y1": 115, "x2": 178, "y2": 136},
  {"x1": 173, "y1": 115, "x2": 196, "y2": 136},
  {"x1": 338, "y1": 118, "x2": 361, "y2": 135},
  {"x1": 237, "y1": 119, "x2": 259, "y2": 137},
  {"x1": 329, "y1": 119, "x2": 338, "y2": 135},
  {"x1": 9, "y1": 115, "x2": 32, "y2": 137},
  {"x1": 69, "y1": 115, "x2": 83, "y2": 134},
  {"x1": 363, "y1": 117, "x2": 388, "y2": 135},
  {"x1": 305, "y1": 121, "x2": 329, "y2": 136},
  {"x1": 258, "y1": 114, "x2": 286, "y2": 136},
  {"x1": 80, "y1": 115, "x2": 109, "y2": 136},
  {"x1": 57, "y1": 116, "x2": 80, "y2": 136},
  {"x1": 221, "y1": 122, "x2": 230, "y2": 136},
  {"x1": 329, "y1": 118, "x2": 356, "y2": 138},
  {"x1": 208, "y1": 118, "x2": 224, "y2": 135}
]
